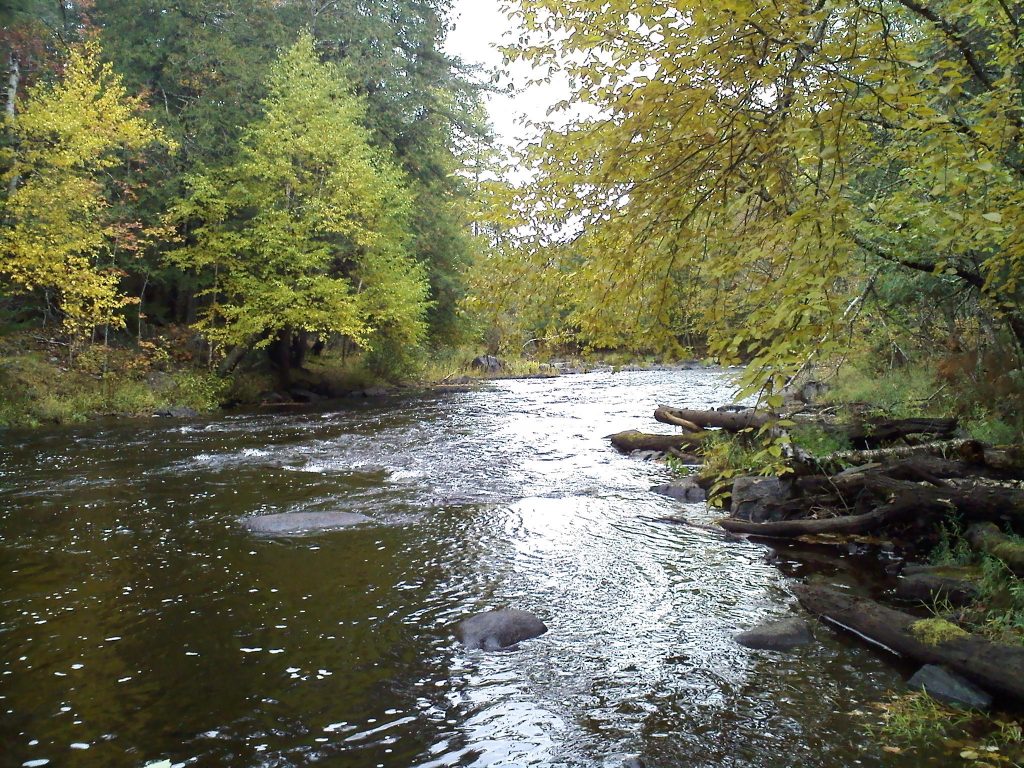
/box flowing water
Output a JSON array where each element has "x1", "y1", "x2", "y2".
[{"x1": 0, "y1": 369, "x2": 943, "y2": 768}]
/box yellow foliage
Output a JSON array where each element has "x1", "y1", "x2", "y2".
[
  {"x1": 491, "y1": 0, "x2": 1024, "y2": 393},
  {"x1": 1, "y1": 40, "x2": 172, "y2": 339}
]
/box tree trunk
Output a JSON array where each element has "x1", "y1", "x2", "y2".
[
  {"x1": 794, "y1": 584, "x2": 1024, "y2": 703},
  {"x1": 655, "y1": 406, "x2": 772, "y2": 432},
  {"x1": 608, "y1": 430, "x2": 708, "y2": 454},
  {"x1": 217, "y1": 331, "x2": 269, "y2": 377},
  {"x1": 6, "y1": 50, "x2": 20, "y2": 195},
  {"x1": 271, "y1": 327, "x2": 292, "y2": 389},
  {"x1": 845, "y1": 417, "x2": 958, "y2": 449},
  {"x1": 807, "y1": 440, "x2": 986, "y2": 474},
  {"x1": 719, "y1": 496, "x2": 954, "y2": 538},
  {"x1": 5, "y1": 51, "x2": 16, "y2": 121},
  {"x1": 851, "y1": 475, "x2": 1024, "y2": 526}
]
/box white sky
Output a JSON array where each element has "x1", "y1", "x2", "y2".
[{"x1": 444, "y1": 0, "x2": 556, "y2": 149}]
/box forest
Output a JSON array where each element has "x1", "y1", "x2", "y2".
[
  {"x1": 1, "y1": 0, "x2": 490, "y2": 420},
  {"x1": 1, "y1": 0, "x2": 1023, "y2": 440}
]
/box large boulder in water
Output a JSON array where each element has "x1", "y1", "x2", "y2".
[
  {"x1": 908, "y1": 664, "x2": 992, "y2": 709},
  {"x1": 242, "y1": 511, "x2": 370, "y2": 535},
  {"x1": 456, "y1": 609, "x2": 548, "y2": 650},
  {"x1": 651, "y1": 477, "x2": 706, "y2": 503},
  {"x1": 734, "y1": 618, "x2": 814, "y2": 652}
]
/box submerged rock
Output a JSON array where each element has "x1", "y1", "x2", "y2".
[
  {"x1": 651, "y1": 478, "x2": 706, "y2": 503},
  {"x1": 908, "y1": 664, "x2": 992, "y2": 709},
  {"x1": 456, "y1": 609, "x2": 548, "y2": 650},
  {"x1": 242, "y1": 511, "x2": 371, "y2": 535},
  {"x1": 734, "y1": 618, "x2": 814, "y2": 651},
  {"x1": 289, "y1": 388, "x2": 325, "y2": 403},
  {"x1": 153, "y1": 406, "x2": 199, "y2": 418}
]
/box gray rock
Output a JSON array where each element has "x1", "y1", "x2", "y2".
[
  {"x1": 634, "y1": 450, "x2": 661, "y2": 462},
  {"x1": 783, "y1": 379, "x2": 829, "y2": 404},
  {"x1": 242, "y1": 511, "x2": 371, "y2": 535},
  {"x1": 731, "y1": 476, "x2": 790, "y2": 522},
  {"x1": 153, "y1": 406, "x2": 199, "y2": 418},
  {"x1": 289, "y1": 388, "x2": 325, "y2": 403},
  {"x1": 908, "y1": 664, "x2": 992, "y2": 709},
  {"x1": 651, "y1": 478, "x2": 706, "y2": 503},
  {"x1": 471, "y1": 355, "x2": 505, "y2": 373},
  {"x1": 620, "y1": 758, "x2": 646, "y2": 768},
  {"x1": 734, "y1": 618, "x2": 814, "y2": 651},
  {"x1": 456, "y1": 609, "x2": 548, "y2": 650}
]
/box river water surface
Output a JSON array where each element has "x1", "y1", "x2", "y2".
[{"x1": 1, "y1": 369, "x2": 944, "y2": 767}]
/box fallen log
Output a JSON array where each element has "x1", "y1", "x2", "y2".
[
  {"x1": 608, "y1": 430, "x2": 707, "y2": 454},
  {"x1": 719, "y1": 497, "x2": 954, "y2": 538},
  {"x1": 655, "y1": 408, "x2": 958, "y2": 446},
  {"x1": 654, "y1": 409, "x2": 702, "y2": 432},
  {"x1": 966, "y1": 523, "x2": 1024, "y2": 577},
  {"x1": 794, "y1": 584, "x2": 1024, "y2": 703},
  {"x1": 853, "y1": 475, "x2": 1024, "y2": 526},
  {"x1": 846, "y1": 417, "x2": 958, "y2": 449},
  {"x1": 894, "y1": 567, "x2": 980, "y2": 607},
  {"x1": 795, "y1": 440, "x2": 984, "y2": 475},
  {"x1": 655, "y1": 406, "x2": 772, "y2": 432}
]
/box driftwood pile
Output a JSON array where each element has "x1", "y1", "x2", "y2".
[
  {"x1": 610, "y1": 404, "x2": 1024, "y2": 545},
  {"x1": 611, "y1": 402, "x2": 1024, "y2": 703}
]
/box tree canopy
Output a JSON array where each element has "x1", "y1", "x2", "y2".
[
  {"x1": 492, "y1": 0, "x2": 1024, "y2": 394},
  {"x1": 1, "y1": 0, "x2": 488, "y2": 375}
]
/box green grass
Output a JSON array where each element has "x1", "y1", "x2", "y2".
[
  {"x1": 931, "y1": 521, "x2": 975, "y2": 567},
  {"x1": 789, "y1": 423, "x2": 851, "y2": 457},
  {"x1": 927, "y1": 521, "x2": 1024, "y2": 647},
  {"x1": 822, "y1": 360, "x2": 948, "y2": 418},
  {"x1": 822, "y1": 353, "x2": 1023, "y2": 444},
  {"x1": 0, "y1": 344, "x2": 225, "y2": 428},
  {"x1": 963, "y1": 413, "x2": 1021, "y2": 446}
]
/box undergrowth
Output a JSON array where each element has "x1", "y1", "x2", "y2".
[
  {"x1": 927, "y1": 522, "x2": 1024, "y2": 647},
  {"x1": 864, "y1": 692, "x2": 1024, "y2": 764},
  {"x1": 0, "y1": 336, "x2": 225, "y2": 428},
  {"x1": 822, "y1": 352, "x2": 1023, "y2": 444}
]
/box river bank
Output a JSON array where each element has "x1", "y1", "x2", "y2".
[
  {"x1": 0, "y1": 331, "x2": 709, "y2": 429},
  {"x1": 612, "y1": 388, "x2": 1024, "y2": 759}
]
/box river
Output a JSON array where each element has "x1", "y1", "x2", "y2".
[{"x1": 0, "y1": 369, "x2": 943, "y2": 767}]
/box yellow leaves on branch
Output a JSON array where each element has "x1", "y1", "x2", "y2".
[
  {"x1": 491, "y1": 0, "x2": 1024, "y2": 389},
  {"x1": 2, "y1": 40, "x2": 172, "y2": 339}
]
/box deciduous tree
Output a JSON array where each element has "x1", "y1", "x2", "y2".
[
  {"x1": 168, "y1": 36, "x2": 430, "y2": 382},
  {"x1": 1, "y1": 40, "x2": 171, "y2": 341},
  {"x1": 500, "y1": 0, "x2": 1024, "y2": 395}
]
